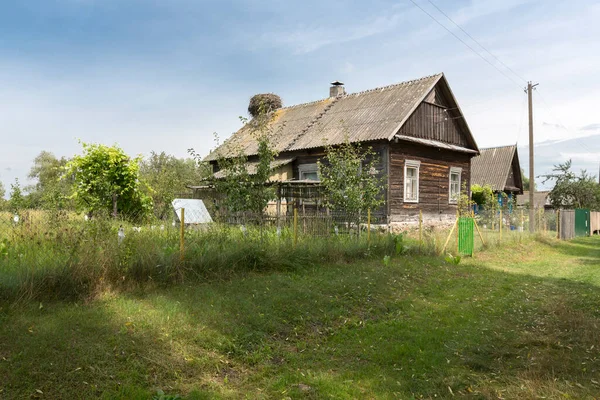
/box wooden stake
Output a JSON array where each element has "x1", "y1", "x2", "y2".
[
  {"x1": 179, "y1": 208, "x2": 185, "y2": 263},
  {"x1": 499, "y1": 209, "x2": 503, "y2": 241},
  {"x1": 367, "y1": 209, "x2": 371, "y2": 245},
  {"x1": 419, "y1": 210, "x2": 423, "y2": 253},
  {"x1": 293, "y1": 207, "x2": 298, "y2": 246},
  {"x1": 557, "y1": 209, "x2": 561, "y2": 240},
  {"x1": 442, "y1": 218, "x2": 458, "y2": 255},
  {"x1": 456, "y1": 210, "x2": 459, "y2": 255},
  {"x1": 474, "y1": 217, "x2": 485, "y2": 246}
]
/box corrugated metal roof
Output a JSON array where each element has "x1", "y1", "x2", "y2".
[
  {"x1": 471, "y1": 145, "x2": 518, "y2": 191},
  {"x1": 205, "y1": 73, "x2": 448, "y2": 161},
  {"x1": 204, "y1": 99, "x2": 335, "y2": 161},
  {"x1": 212, "y1": 157, "x2": 295, "y2": 179}
]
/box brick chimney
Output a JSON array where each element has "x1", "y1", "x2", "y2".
[{"x1": 329, "y1": 80, "x2": 345, "y2": 97}]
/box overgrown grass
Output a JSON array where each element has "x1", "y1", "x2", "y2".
[
  {"x1": 0, "y1": 215, "x2": 403, "y2": 303},
  {"x1": 1, "y1": 235, "x2": 600, "y2": 398}
]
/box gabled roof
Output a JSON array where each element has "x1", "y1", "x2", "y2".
[
  {"x1": 471, "y1": 145, "x2": 523, "y2": 193},
  {"x1": 205, "y1": 73, "x2": 478, "y2": 161}
]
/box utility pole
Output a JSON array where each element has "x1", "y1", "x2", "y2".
[{"x1": 526, "y1": 81, "x2": 539, "y2": 233}]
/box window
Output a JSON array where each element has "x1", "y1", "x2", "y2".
[
  {"x1": 298, "y1": 163, "x2": 319, "y2": 181},
  {"x1": 449, "y1": 167, "x2": 462, "y2": 204},
  {"x1": 404, "y1": 160, "x2": 420, "y2": 203}
]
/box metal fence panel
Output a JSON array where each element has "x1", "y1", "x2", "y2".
[
  {"x1": 575, "y1": 209, "x2": 591, "y2": 237},
  {"x1": 458, "y1": 217, "x2": 474, "y2": 256}
]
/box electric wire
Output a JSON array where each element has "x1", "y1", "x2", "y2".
[
  {"x1": 425, "y1": 0, "x2": 528, "y2": 85},
  {"x1": 408, "y1": 0, "x2": 523, "y2": 89}
]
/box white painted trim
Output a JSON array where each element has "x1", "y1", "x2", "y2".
[
  {"x1": 404, "y1": 160, "x2": 420, "y2": 203},
  {"x1": 449, "y1": 167, "x2": 462, "y2": 204}
]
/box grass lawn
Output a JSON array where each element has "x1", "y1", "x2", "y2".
[{"x1": 1, "y1": 236, "x2": 600, "y2": 399}]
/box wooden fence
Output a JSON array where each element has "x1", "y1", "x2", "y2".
[
  {"x1": 560, "y1": 210, "x2": 576, "y2": 240},
  {"x1": 591, "y1": 212, "x2": 600, "y2": 235}
]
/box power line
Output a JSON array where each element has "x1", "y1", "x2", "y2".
[
  {"x1": 425, "y1": 0, "x2": 528, "y2": 85},
  {"x1": 408, "y1": 0, "x2": 523, "y2": 90}
]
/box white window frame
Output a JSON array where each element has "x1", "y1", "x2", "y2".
[
  {"x1": 403, "y1": 160, "x2": 420, "y2": 203},
  {"x1": 449, "y1": 167, "x2": 462, "y2": 204}
]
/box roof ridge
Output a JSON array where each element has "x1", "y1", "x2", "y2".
[
  {"x1": 479, "y1": 144, "x2": 517, "y2": 150},
  {"x1": 277, "y1": 98, "x2": 333, "y2": 111},
  {"x1": 273, "y1": 73, "x2": 443, "y2": 110},
  {"x1": 343, "y1": 73, "x2": 443, "y2": 97}
]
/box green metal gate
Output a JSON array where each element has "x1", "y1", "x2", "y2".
[
  {"x1": 575, "y1": 209, "x2": 590, "y2": 237},
  {"x1": 458, "y1": 217, "x2": 474, "y2": 256}
]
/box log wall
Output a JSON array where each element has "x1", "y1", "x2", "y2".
[{"x1": 388, "y1": 141, "x2": 471, "y2": 223}]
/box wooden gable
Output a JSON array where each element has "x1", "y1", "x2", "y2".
[{"x1": 396, "y1": 76, "x2": 478, "y2": 152}]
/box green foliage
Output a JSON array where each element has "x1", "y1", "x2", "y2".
[
  {"x1": 3, "y1": 236, "x2": 600, "y2": 398},
  {"x1": 382, "y1": 254, "x2": 391, "y2": 266},
  {"x1": 8, "y1": 178, "x2": 25, "y2": 213},
  {"x1": 64, "y1": 142, "x2": 153, "y2": 219},
  {"x1": 318, "y1": 141, "x2": 386, "y2": 224},
  {"x1": 457, "y1": 181, "x2": 475, "y2": 216},
  {"x1": 206, "y1": 102, "x2": 279, "y2": 215},
  {"x1": 0, "y1": 238, "x2": 8, "y2": 257},
  {"x1": 444, "y1": 253, "x2": 461, "y2": 265},
  {"x1": 139, "y1": 152, "x2": 207, "y2": 219},
  {"x1": 543, "y1": 159, "x2": 600, "y2": 210},
  {"x1": 394, "y1": 233, "x2": 409, "y2": 255},
  {"x1": 152, "y1": 389, "x2": 181, "y2": 400},
  {"x1": 27, "y1": 151, "x2": 73, "y2": 210},
  {"x1": 471, "y1": 184, "x2": 494, "y2": 207},
  {"x1": 0, "y1": 181, "x2": 6, "y2": 211}
]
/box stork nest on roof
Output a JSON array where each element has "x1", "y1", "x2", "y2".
[{"x1": 248, "y1": 93, "x2": 282, "y2": 118}]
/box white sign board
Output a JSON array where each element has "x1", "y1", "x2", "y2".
[{"x1": 172, "y1": 199, "x2": 213, "y2": 224}]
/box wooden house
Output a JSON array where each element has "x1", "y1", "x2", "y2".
[
  {"x1": 204, "y1": 73, "x2": 480, "y2": 225},
  {"x1": 470, "y1": 145, "x2": 523, "y2": 208}
]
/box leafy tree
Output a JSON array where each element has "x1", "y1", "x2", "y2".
[
  {"x1": 471, "y1": 184, "x2": 494, "y2": 207},
  {"x1": 200, "y1": 103, "x2": 279, "y2": 219},
  {"x1": 0, "y1": 181, "x2": 6, "y2": 211},
  {"x1": 64, "y1": 142, "x2": 153, "y2": 219},
  {"x1": 27, "y1": 151, "x2": 72, "y2": 209},
  {"x1": 542, "y1": 159, "x2": 600, "y2": 210},
  {"x1": 139, "y1": 152, "x2": 206, "y2": 219},
  {"x1": 8, "y1": 179, "x2": 24, "y2": 213},
  {"x1": 318, "y1": 141, "x2": 386, "y2": 226}
]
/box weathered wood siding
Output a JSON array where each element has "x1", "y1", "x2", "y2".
[
  {"x1": 289, "y1": 144, "x2": 389, "y2": 217},
  {"x1": 398, "y1": 102, "x2": 467, "y2": 147},
  {"x1": 388, "y1": 141, "x2": 471, "y2": 220}
]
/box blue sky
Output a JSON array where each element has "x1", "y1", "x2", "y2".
[{"x1": 1, "y1": 0, "x2": 599, "y2": 193}]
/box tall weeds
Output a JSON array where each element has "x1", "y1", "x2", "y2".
[{"x1": 0, "y1": 216, "x2": 399, "y2": 303}]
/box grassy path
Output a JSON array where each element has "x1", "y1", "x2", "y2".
[{"x1": 1, "y1": 236, "x2": 600, "y2": 399}]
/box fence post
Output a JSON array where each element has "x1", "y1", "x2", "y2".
[
  {"x1": 455, "y1": 210, "x2": 459, "y2": 255},
  {"x1": 180, "y1": 207, "x2": 185, "y2": 263},
  {"x1": 521, "y1": 209, "x2": 524, "y2": 231},
  {"x1": 293, "y1": 207, "x2": 298, "y2": 246},
  {"x1": 557, "y1": 209, "x2": 561, "y2": 239},
  {"x1": 419, "y1": 210, "x2": 423, "y2": 253},
  {"x1": 499, "y1": 209, "x2": 503, "y2": 241},
  {"x1": 367, "y1": 209, "x2": 371, "y2": 246}
]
